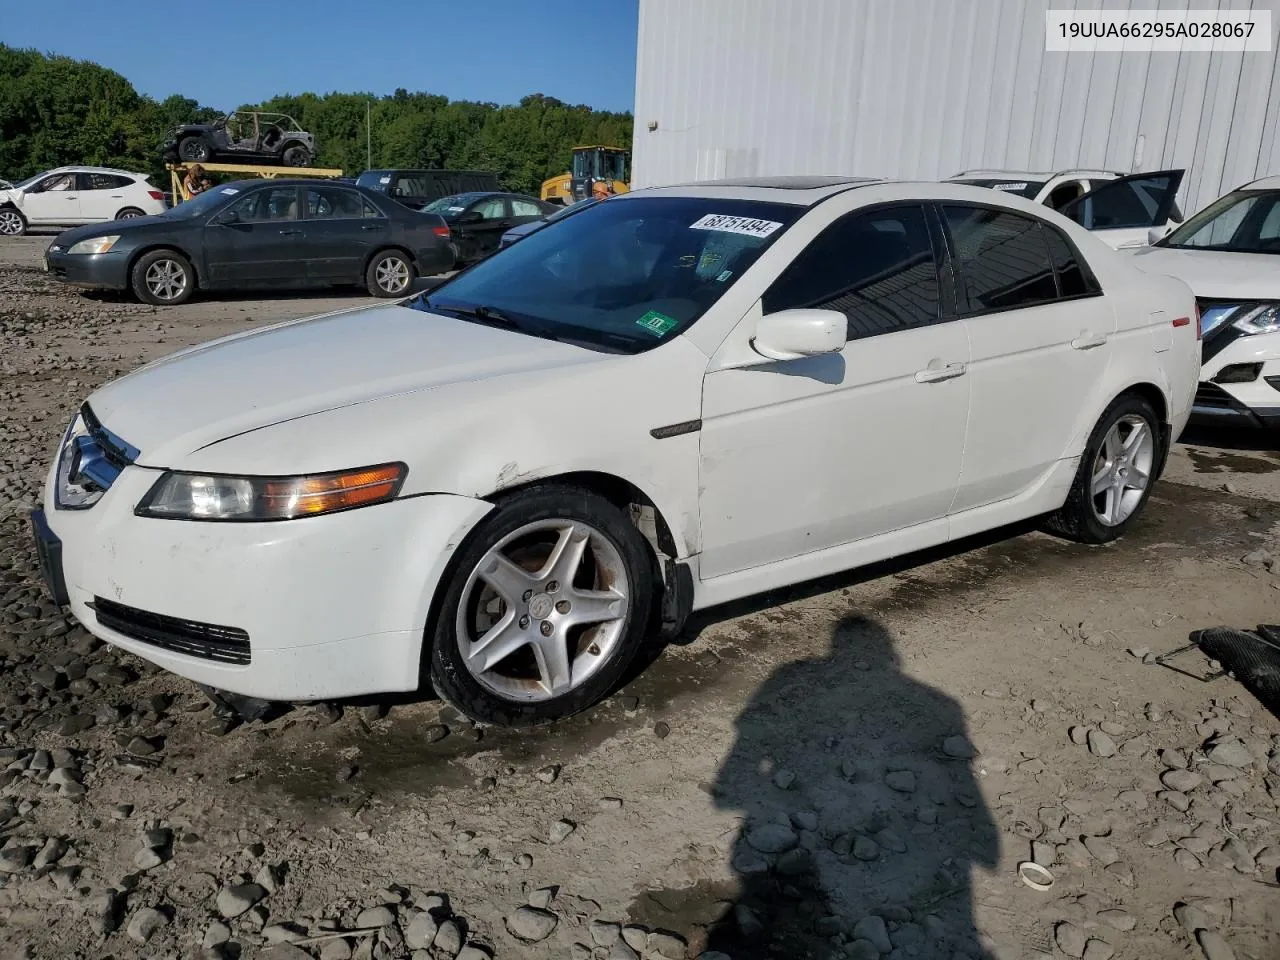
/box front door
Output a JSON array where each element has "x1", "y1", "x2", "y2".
[
  {"x1": 303, "y1": 185, "x2": 386, "y2": 283},
  {"x1": 21, "y1": 172, "x2": 80, "y2": 224},
  {"x1": 203, "y1": 185, "x2": 310, "y2": 286},
  {"x1": 1060, "y1": 169, "x2": 1185, "y2": 249},
  {"x1": 698, "y1": 202, "x2": 971, "y2": 579},
  {"x1": 456, "y1": 195, "x2": 511, "y2": 261},
  {"x1": 940, "y1": 204, "x2": 1116, "y2": 513}
]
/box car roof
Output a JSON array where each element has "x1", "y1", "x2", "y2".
[
  {"x1": 617, "y1": 176, "x2": 882, "y2": 205},
  {"x1": 44, "y1": 166, "x2": 145, "y2": 177},
  {"x1": 1240, "y1": 174, "x2": 1280, "y2": 190},
  {"x1": 949, "y1": 169, "x2": 1121, "y2": 180}
]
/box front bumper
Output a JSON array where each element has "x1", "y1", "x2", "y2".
[
  {"x1": 45, "y1": 249, "x2": 130, "y2": 290},
  {"x1": 1192, "y1": 329, "x2": 1280, "y2": 429},
  {"x1": 38, "y1": 462, "x2": 492, "y2": 701}
]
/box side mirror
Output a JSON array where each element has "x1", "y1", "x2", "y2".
[
  {"x1": 459, "y1": 210, "x2": 484, "y2": 224},
  {"x1": 752, "y1": 309, "x2": 846, "y2": 361},
  {"x1": 1147, "y1": 224, "x2": 1171, "y2": 245},
  {"x1": 214, "y1": 209, "x2": 241, "y2": 225}
]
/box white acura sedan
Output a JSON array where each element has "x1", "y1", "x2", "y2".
[
  {"x1": 32, "y1": 177, "x2": 1200, "y2": 725},
  {"x1": 1129, "y1": 176, "x2": 1280, "y2": 431}
]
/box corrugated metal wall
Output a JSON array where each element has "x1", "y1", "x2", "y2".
[{"x1": 631, "y1": 0, "x2": 1280, "y2": 216}]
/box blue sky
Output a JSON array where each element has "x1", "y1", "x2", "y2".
[{"x1": 6, "y1": 0, "x2": 640, "y2": 112}]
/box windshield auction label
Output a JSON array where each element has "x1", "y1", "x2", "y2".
[
  {"x1": 636, "y1": 310, "x2": 679, "y2": 337},
  {"x1": 690, "y1": 214, "x2": 783, "y2": 238},
  {"x1": 992, "y1": 182, "x2": 1029, "y2": 192}
]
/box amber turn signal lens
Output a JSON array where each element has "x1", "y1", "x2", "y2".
[{"x1": 262, "y1": 464, "x2": 406, "y2": 517}]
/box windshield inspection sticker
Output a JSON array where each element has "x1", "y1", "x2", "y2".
[
  {"x1": 716, "y1": 269, "x2": 733, "y2": 282},
  {"x1": 636, "y1": 310, "x2": 679, "y2": 337},
  {"x1": 992, "y1": 182, "x2": 1029, "y2": 192},
  {"x1": 690, "y1": 214, "x2": 783, "y2": 238}
]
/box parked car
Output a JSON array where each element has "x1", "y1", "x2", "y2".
[
  {"x1": 948, "y1": 169, "x2": 1185, "y2": 249},
  {"x1": 0, "y1": 167, "x2": 167, "y2": 237},
  {"x1": 161, "y1": 111, "x2": 316, "y2": 167},
  {"x1": 31, "y1": 177, "x2": 1198, "y2": 726},
  {"x1": 44, "y1": 179, "x2": 454, "y2": 304},
  {"x1": 422, "y1": 191, "x2": 557, "y2": 263},
  {"x1": 1128, "y1": 176, "x2": 1280, "y2": 431},
  {"x1": 499, "y1": 196, "x2": 602, "y2": 249},
  {"x1": 356, "y1": 170, "x2": 503, "y2": 210}
]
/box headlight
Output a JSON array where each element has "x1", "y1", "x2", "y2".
[
  {"x1": 55, "y1": 410, "x2": 102, "y2": 509},
  {"x1": 67, "y1": 235, "x2": 120, "y2": 255},
  {"x1": 135, "y1": 463, "x2": 407, "y2": 521},
  {"x1": 1233, "y1": 303, "x2": 1280, "y2": 336}
]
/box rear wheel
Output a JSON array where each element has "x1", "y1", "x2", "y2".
[
  {"x1": 428, "y1": 486, "x2": 654, "y2": 726},
  {"x1": 0, "y1": 207, "x2": 27, "y2": 237},
  {"x1": 282, "y1": 145, "x2": 312, "y2": 167},
  {"x1": 115, "y1": 207, "x2": 145, "y2": 220},
  {"x1": 131, "y1": 249, "x2": 195, "y2": 306},
  {"x1": 178, "y1": 137, "x2": 211, "y2": 162},
  {"x1": 1044, "y1": 393, "x2": 1160, "y2": 544},
  {"x1": 366, "y1": 250, "x2": 414, "y2": 297}
]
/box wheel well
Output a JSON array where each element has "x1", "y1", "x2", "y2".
[
  {"x1": 127, "y1": 245, "x2": 199, "y2": 286},
  {"x1": 1115, "y1": 382, "x2": 1172, "y2": 478},
  {"x1": 365, "y1": 245, "x2": 416, "y2": 272},
  {"x1": 114, "y1": 206, "x2": 144, "y2": 219}
]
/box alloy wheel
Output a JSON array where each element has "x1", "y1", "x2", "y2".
[
  {"x1": 0, "y1": 210, "x2": 23, "y2": 236},
  {"x1": 1090, "y1": 414, "x2": 1155, "y2": 526},
  {"x1": 375, "y1": 256, "x2": 410, "y2": 294},
  {"x1": 455, "y1": 519, "x2": 630, "y2": 702},
  {"x1": 144, "y1": 259, "x2": 188, "y2": 302}
]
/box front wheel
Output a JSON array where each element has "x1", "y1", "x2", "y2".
[
  {"x1": 0, "y1": 207, "x2": 27, "y2": 236},
  {"x1": 427, "y1": 486, "x2": 655, "y2": 726},
  {"x1": 366, "y1": 250, "x2": 414, "y2": 297},
  {"x1": 1044, "y1": 394, "x2": 1161, "y2": 544},
  {"x1": 131, "y1": 249, "x2": 195, "y2": 306}
]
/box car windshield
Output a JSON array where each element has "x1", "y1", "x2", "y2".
[
  {"x1": 356, "y1": 172, "x2": 390, "y2": 194},
  {"x1": 423, "y1": 194, "x2": 481, "y2": 216},
  {"x1": 952, "y1": 178, "x2": 1046, "y2": 199},
  {"x1": 161, "y1": 186, "x2": 239, "y2": 219},
  {"x1": 13, "y1": 173, "x2": 45, "y2": 190},
  {"x1": 412, "y1": 195, "x2": 803, "y2": 354},
  {"x1": 1158, "y1": 189, "x2": 1280, "y2": 253}
]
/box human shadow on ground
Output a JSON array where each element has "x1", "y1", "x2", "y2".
[{"x1": 701, "y1": 615, "x2": 999, "y2": 959}]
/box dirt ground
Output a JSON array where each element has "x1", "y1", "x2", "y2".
[{"x1": 1, "y1": 234, "x2": 1278, "y2": 960}]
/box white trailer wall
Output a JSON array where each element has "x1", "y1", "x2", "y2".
[{"x1": 631, "y1": 0, "x2": 1280, "y2": 217}]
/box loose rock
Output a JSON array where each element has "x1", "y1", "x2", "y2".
[{"x1": 506, "y1": 906, "x2": 558, "y2": 942}]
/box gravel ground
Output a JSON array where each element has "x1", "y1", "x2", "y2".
[{"x1": 1, "y1": 235, "x2": 1278, "y2": 960}]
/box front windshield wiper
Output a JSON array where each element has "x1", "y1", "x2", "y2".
[{"x1": 421, "y1": 299, "x2": 564, "y2": 342}]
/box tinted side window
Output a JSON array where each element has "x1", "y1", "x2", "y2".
[
  {"x1": 1042, "y1": 226, "x2": 1100, "y2": 297},
  {"x1": 306, "y1": 186, "x2": 364, "y2": 219},
  {"x1": 362, "y1": 197, "x2": 383, "y2": 219},
  {"x1": 228, "y1": 187, "x2": 298, "y2": 222},
  {"x1": 82, "y1": 173, "x2": 132, "y2": 190},
  {"x1": 942, "y1": 207, "x2": 1057, "y2": 312},
  {"x1": 762, "y1": 204, "x2": 942, "y2": 340},
  {"x1": 1063, "y1": 175, "x2": 1172, "y2": 230}
]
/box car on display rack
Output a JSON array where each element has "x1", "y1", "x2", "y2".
[
  {"x1": 43, "y1": 179, "x2": 454, "y2": 304},
  {"x1": 30, "y1": 176, "x2": 1198, "y2": 726},
  {"x1": 161, "y1": 111, "x2": 317, "y2": 167},
  {"x1": 1128, "y1": 175, "x2": 1280, "y2": 431},
  {"x1": 0, "y1": 167, "x2": 168, "y2": 237},
  {"x1": 421, "y1": 191, "x2": 558, "y2": 263},
  {"x1": 948, "y1": 169, "x2": 1185, "y2": 249},
  {"x1": 499, "y1": 196, "x2": 603, "y2": 250}
]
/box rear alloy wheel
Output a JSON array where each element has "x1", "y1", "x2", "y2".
[
  {"x1": 131, "y1": 250, "x2": 195, "y2": 306},
  {"x1": 1044, "y1": 394, "x2": 1160, "y2": 544},
  {"x1": 366, "y1": 250, "x2": 414, "y2": 297},
  {"x1": 428, "y1": 486, "x2": 654, "y2": 725},
  {"x1": 0, "y1": 208, "x2": 27, "y2": 237},
  {"x1": 282, "y1": 145, "x2": 312, "y2": 167},
  {"x1": 178, "y1": 137, "x2": 211, "y2": 163},
  {"x1": 115, "y1": 207, "x2": 145, "y2": 220}
]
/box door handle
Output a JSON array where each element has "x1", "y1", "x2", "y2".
[
  {"x1": 278, "y1": 229, "x2": 301, "y2": 236},
  {"x1": 361, "y1": 224, "x2": 380, "y2": 231},
  {"x1": 1070, "y1": 334, "x2": 1109, "y2": 350},
  {"x1": 915, "y1": 361, "x2": 967, "y2": 384}
]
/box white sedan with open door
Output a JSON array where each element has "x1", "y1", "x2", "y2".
[{"x1": 32, "y1": 177, "x2": 1200, "y2": 725}]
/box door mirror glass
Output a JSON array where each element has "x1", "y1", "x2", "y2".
[{"x1": 753, "y1": 309, "x2": 846, "y2": 361}]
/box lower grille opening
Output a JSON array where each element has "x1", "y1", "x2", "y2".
[
  {"x1": 92, "y1": 597, "x2": 251, "y2": 665},
  {"x1": 1194, "y1": 382, "x2": 1242, "y2": 410}
]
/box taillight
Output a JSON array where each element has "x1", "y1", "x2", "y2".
[
  {"x1": 432, "y1": 225, "x2": 450, "y2": 239},
  {"x1": 147, "y1": 190, "x2": 164, "y2": 202}
]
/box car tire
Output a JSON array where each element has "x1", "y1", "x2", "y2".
[
  {"x1": 366, "y1": 250, "x2": 415, "y2": 297},
  {"x1": 282, "y1": 146, "x2": 312, "y2": 167},
  {"x1": 427, "y1": 484, "x2": 655, "y2": 726},
  {"x1": 115, "y1": 207, "x2": 145, "y2": 220},
  {"x1": 178, "y1": 137, "x2": 211, "y2": 163},
  {"x1": 0, "y1": 207, "x2": 27, "y2": 237},
  {"x1": 1043, "y1": 393, "x2": 1161, "y2": 544},
  {"x1": 131, "y1": 249, "x2": 196, "y2": 306}
]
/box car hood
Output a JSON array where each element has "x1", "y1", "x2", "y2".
[
  {"x1": 503, "y1": 220, "x2": 545, "y2": 240},
  {"x1": 1127, "y1": 245, "x2": 1280, "y2": 301},
  {"x1": 51, "y1": 217, "x2": 172, "y2": 247},
  {"x1": 87, "y1": 302, "x2": 610, "y2": 466}
]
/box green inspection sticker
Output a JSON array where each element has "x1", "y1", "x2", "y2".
[{"x1": 635, "y1": 310, "x2": 678, "y2": 337}]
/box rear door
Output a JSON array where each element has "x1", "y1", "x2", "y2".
[
  {"x1": 77, "y1": 172, "x2": 134, "y2": 221},
  {"x1": 21, "y1": 173, "x2": 81, "y2": 224},
  {"x1": 303, "y1": 185, "x2": 385, "y2": 283},
  {"x1": 941, "y1": 204, "x2": 1115, "y2": 514},
  {"x1": 202, "y1": 185, "x2": 310, "y2": 285},
  {"x1": 1060, "y1": 170, "x2": 1185, "y2": 249}
]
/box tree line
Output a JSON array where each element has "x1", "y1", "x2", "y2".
[{"x1": 0, "y1": 45, "x2": 634, "y2": 195}]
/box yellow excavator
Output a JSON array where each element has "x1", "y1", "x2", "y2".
[{"x1": 541, "y1": 145, "x2": 630, "y2": 205}]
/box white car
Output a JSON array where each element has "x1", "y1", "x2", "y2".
[
  {"x1": 0, "y1": 166, "x2": 167, "y2": 237},
  {"x1": 31, "y1": 177, "x2": 1200, "y2": 725},
  {"x1": 1129, "y1": 175, "x2": 1280, "y2": 431},
  {"x1": 948, "y1": 169, "x2": 1185, "y2": 249}
]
